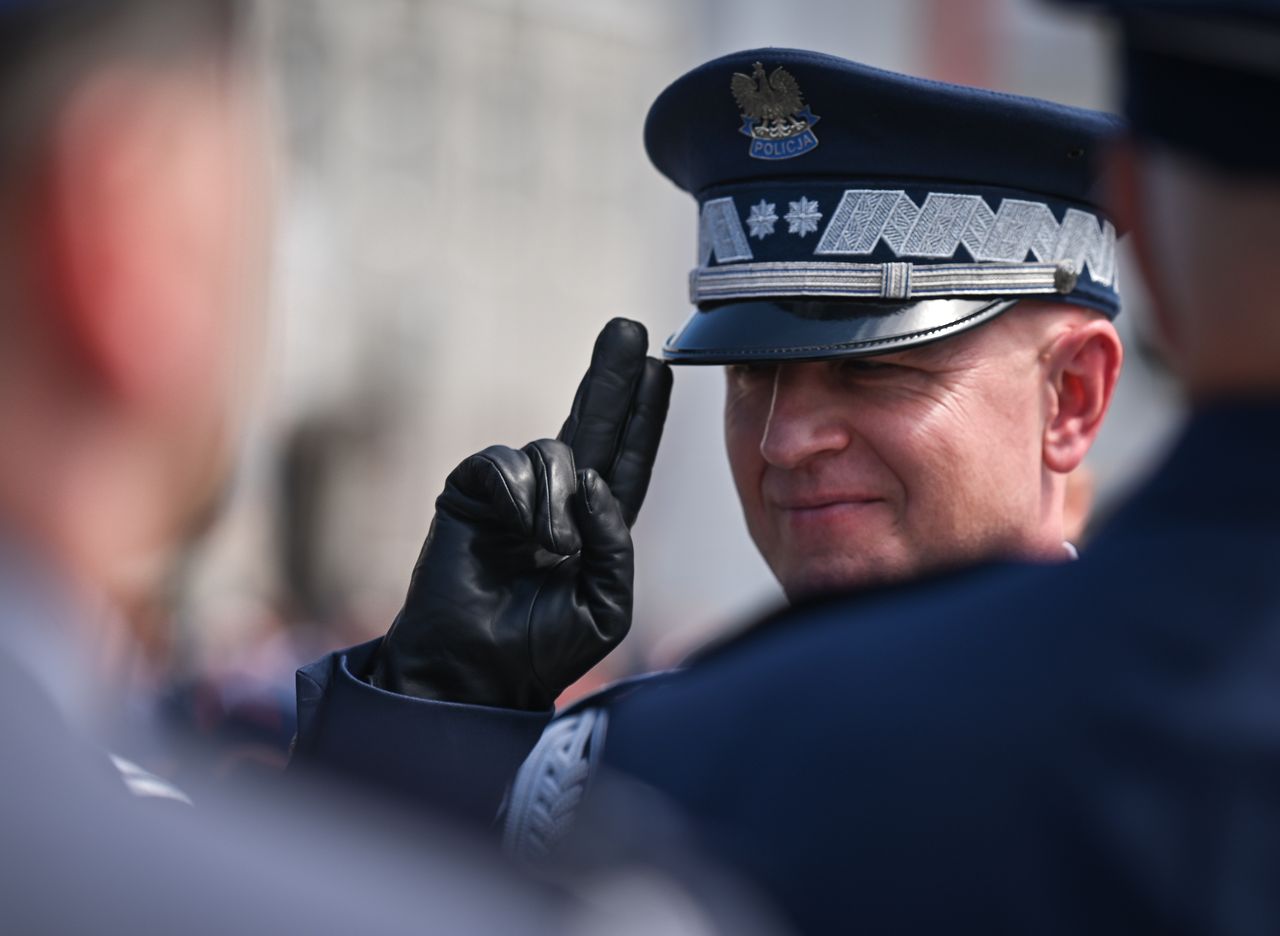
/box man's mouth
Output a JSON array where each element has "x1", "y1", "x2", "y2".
[
  {"x1": 773, "y1": 496, "x2": 887, "y2": 531},
  {"x1": 773, "y1": 495, "x2": 884, "y2": 512}
]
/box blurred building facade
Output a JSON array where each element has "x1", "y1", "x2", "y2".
[{"x1": 178, "y1": 0, "x2": 1182, "y2": 685}]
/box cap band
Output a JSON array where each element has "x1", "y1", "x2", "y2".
[
  {"x1": 695, "y1": 186, "x2": 1117, "y2": 311},
  {"x1": 690, "y1": 259, "x2": 1079, "y2": 304},
  {"x1": 700, "y1": 188, "x2": 1115, "y2": 278}
]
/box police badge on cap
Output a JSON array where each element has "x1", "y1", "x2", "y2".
[
  {"x1": 645, "y1": 48, "x2": 1126, "y2": 364},
  {"x1": 732, "y1": 62, "x2": 822, "y2": 161}
]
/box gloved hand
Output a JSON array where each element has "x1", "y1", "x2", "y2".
[{"x1": 369, "y1": 318, "x2": 673, "y2": 710}]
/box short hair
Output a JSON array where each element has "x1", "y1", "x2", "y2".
[{"x1": 0, "y1": 0, "x2": 250, "y2": 183}]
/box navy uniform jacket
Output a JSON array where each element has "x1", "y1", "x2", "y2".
[
  {"x1": 296, "y1": 402, "x2": 1280, "y2": 934},
  {"x1": 0, "y1": 545, "x2": 565, "y2": 934}
]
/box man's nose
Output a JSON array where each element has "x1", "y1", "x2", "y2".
[{"x1": 758, "y1": 364, "x2": 852, "y2": 469}]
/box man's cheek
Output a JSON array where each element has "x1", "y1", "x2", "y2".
[
  {"x1": 723, "y1": 391, "x2": 768, "y2": 481},
  {"x1": 723, "y1": 430, "x2": 756, "y2": 502},
  {"x1": 891, "y1": 418, "x2": 960, "y2": 488},
  {"x1": 720, "y1": 422, "x2": 765, "y2": 544}
]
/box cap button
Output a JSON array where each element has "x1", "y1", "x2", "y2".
[{"x1": 1054, "y1": 262, "x2": 1080, "y2": 294}]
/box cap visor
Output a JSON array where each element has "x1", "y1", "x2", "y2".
[{"x1": 662, "y1": 298, "x2": 1019, "y2": 364}]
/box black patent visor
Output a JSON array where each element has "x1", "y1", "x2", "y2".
[{"x1": 662, "y1": 298, "x2": 1019, "y2": 364}]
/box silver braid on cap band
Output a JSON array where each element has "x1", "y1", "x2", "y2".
[
  {"x1": 689, "y1": 259, "x2": 1079, "y2": 304},
  {"x1": 696, "y1": 188, "x2": 1116, "y2": 303}
]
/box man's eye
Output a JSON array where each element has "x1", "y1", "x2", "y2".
[
  {"x1": 727, "y1": 362, "x2": 778, "y2": 381},
  {"x1": 836, "y1": 358, "x2": 901, "y2": 375}
]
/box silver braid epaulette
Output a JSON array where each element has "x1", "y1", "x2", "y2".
[{"x1": 502, "y1": 708, "x2": 608, "y2": 861}]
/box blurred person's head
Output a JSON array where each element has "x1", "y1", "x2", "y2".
[
  {"x1": 0, "y1": 0, "x2": 267, "y2": 609},
  {"x1": 647, "y1": 50, "x2": 1123, "y2": 599},
  {"x1": 1055, "y1": 0, "x2": 1280, "y2": 402},
  {"x1": 1112, "y1": 147, "x2": 1280, "y2": 400}
]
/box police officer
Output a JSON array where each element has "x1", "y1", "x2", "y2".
[
  {"x1": 567, "y1": 9, "x2": 1280, "y2": 935},
  {"x1": 295, "y1": 45, "x2": 1129, "y2": 843}
]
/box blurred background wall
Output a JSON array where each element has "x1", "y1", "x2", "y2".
[{"x1": 174, "y1": 0, "x2": 1183, "y2": 699}]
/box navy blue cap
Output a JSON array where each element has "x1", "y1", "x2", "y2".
[
  {"x1": 1052, "y1": 0, "x2": 1280, "y2": 174},
  {"x1": 644, "y1": 48, "x2": 1126, "y2": 364}
]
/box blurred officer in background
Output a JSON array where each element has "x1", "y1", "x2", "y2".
[
  {"x1": 294, "y1": 47, "x2": 1129, "y2": 848},
  {"x1": 566, "y1": 4, "x2": 1280, "y2": 933},
  {"x1": 0, "y1": 1, "x2": 645, "y2": 932}
]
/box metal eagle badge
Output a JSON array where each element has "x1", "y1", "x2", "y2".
[{"x1": 731, "y1": 62, "x2": 821, "y2": 161}]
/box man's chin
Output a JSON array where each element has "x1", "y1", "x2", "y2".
[{"x1": 778, "y1": 556, "x2": 918, "y2": 603}]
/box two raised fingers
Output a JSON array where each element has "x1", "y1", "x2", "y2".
[{"x1": 557, "y1": 318, "x2": 673, "y2": 526}]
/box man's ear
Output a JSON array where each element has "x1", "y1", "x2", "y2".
[
  {"x1": 1042, "y1": 317, "x2": 1123, "y2": 474},
  {"x1": 37, "y1": 64, "x2": 226, "y2": 412}
]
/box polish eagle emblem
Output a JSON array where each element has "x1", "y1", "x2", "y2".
[{"x1": 730, "y1": 62, "x2": 820, "y2": 160}]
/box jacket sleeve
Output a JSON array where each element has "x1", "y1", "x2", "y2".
[{"x1": 292, "y1": 638, "x2": 553, "y2": 827}]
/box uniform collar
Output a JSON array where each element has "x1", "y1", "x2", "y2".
[{"x1": 0, "y1": 530, "x2": 113, "y2": 732}]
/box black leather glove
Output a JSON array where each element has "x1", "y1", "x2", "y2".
[{"x1": 369, "y1": 318, "x2": 673, "y2": 710}]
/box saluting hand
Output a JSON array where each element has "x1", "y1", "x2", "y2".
[{"x1": 369, "y1": 318, "x2": 672, "y2": 710}]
